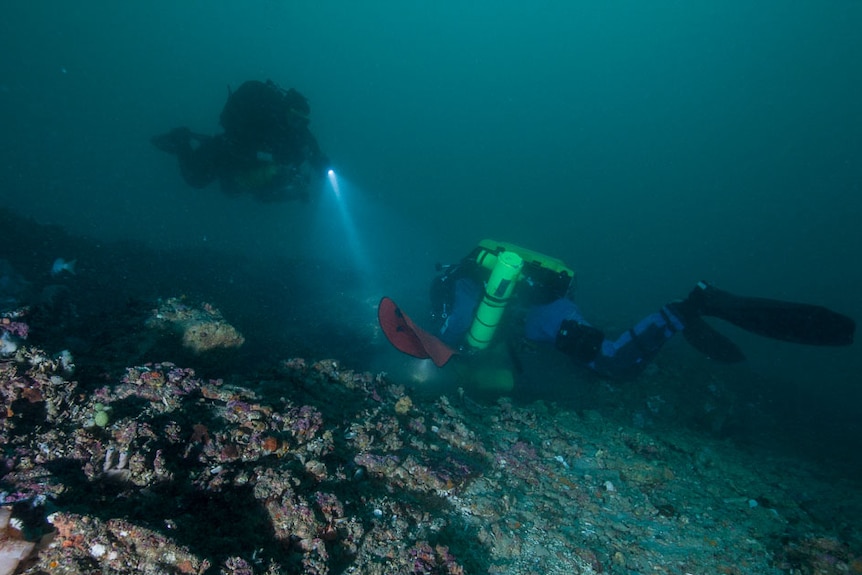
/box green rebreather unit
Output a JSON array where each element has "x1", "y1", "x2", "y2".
[{"x1": 466, "y1": 250, "x2": 524, "y2": 349}]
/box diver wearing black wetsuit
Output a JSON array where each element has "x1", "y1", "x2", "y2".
[{"x1": 153, "y1": 80, "x2": 329, "y2": 202}]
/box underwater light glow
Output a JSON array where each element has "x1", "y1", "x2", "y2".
[
  {"x1": 318, "y1": 170, "x2": 369, "y2": 273},
  {"x1": 327, "y1": 169, "x2": 341, "y2": 198}
]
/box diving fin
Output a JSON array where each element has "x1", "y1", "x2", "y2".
[
  {"x1": 689, "y1": 282, "x2": 855, "y2": 347},
  {"x1": 667, "y1": 302, "x2": 746, "y2": 363},
  {"x1": 378, "y1": 297, "x2": 456, "y2": 367},
  {"x1": 680, "y1": 314, "x2": 746, "y2": 363}
]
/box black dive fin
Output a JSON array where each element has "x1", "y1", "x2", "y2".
[
  {"x1": 697, "y1": 285, "x2": 855, "y2": 346},
  {"x1": 681, "y1": 314, "x2": 746, "y2": 363}
]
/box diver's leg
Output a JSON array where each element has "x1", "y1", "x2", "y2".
[
  {"x1": 528, "y1": 297, "x2": 684, "y2": 377},
  {"x1": 152, "y1": 128, "x2": 218, "y2": 188},
  {"x1": 178, "y1": 136, "x2": 221, "y2": 189},
  {"x1": 587, "y1": 309, "x2": 684, "y2": 379}
]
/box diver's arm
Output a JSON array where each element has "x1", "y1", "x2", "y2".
[{"x1": 302, "y1": 129, "x2": 330, "y2": 173}]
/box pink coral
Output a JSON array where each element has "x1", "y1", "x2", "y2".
[{"x1": 0, "y1": 320, "x2": 28, "y2": 338}]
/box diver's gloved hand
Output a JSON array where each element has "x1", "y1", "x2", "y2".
[{"x1": 525, "y1": 298, "x2": 582, "y2": 343}]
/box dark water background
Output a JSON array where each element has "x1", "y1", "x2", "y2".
[{"x1": 2, "y1": 4, "x2": 861, "y2": 467}]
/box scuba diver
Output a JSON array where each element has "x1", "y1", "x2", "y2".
[
  {"x1": 378, "y1": 239, "x2": 855, "y2": 385},
  {"x1": 152, "y1": 79, "x2": 329, "y2": 202}
]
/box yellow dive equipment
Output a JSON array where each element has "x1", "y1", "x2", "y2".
[
  {"x1": 236, "y1": 161, "x2": 280, "y2": 190},
  {"x1": 464, "y1": 239, "x2": 575, "y2": 352},
  {"x1": 473, "y1": 239, "x2": 574, "y2": 280},
  {"x1": 456, "y1": 239, "x2": 576, "y2": 393},
  {"x1": 466, "y1": 250, "x2": 523, "y2": 350}
]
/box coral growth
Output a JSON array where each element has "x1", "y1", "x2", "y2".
[{"x1": 146, "y1": 297, "x2": 245, "y2": 353}]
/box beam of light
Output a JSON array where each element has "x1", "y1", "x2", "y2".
[
  {"x1": 308, "y1": 168, "x2": 445, "y2": 369},
  {"x1": 320, "y1": 169, "x2": 370, "y2": 276},
  {"x1": 327, "y1": 169, "x2": 340, "y2": 198},
  {"x1": 316, "y1": 167, "x2": 441, "y2": 302}
]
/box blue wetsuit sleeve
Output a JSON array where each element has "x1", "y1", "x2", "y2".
[
  {"x1": 525, "y1": 298, "x2": 584, "y2": 343},
  {"x1": 438, "y1": 278, "x2": 482, "y2": 346}
]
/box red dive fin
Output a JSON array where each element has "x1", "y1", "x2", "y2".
[{"x1": 377, "y1": 297, "x2": 455, "y2": 367}]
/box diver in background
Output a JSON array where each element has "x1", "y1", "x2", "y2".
[
  {"x1": 378, "y1": 240, "x2": 855, "y2": 381},
  {"x1": 152, "y1": 80, "x2": 329, "y2": 202}
]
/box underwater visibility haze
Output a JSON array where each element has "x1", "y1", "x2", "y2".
[{"x1": 1, "y1": 2, "x2": 862, "y2": 573}]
